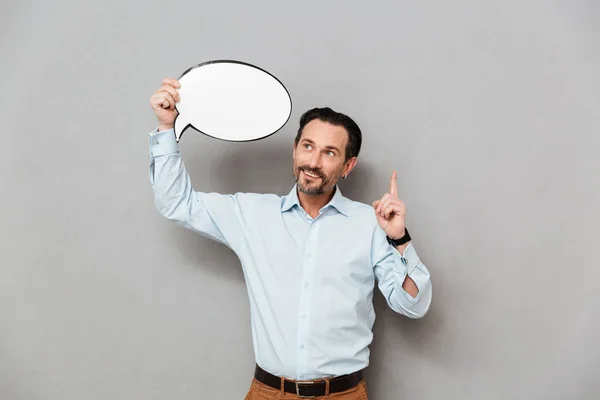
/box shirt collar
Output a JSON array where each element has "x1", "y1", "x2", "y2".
[{"x1": 281, "y1": 184, "x2": 350, "y2": 217}]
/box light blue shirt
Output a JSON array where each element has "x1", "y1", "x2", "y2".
[{"x1": 148, "y1": 128, "x2": 432, "y2": 380}]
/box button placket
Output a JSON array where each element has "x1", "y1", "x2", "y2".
[{"x1": 296, "y1": 220, "x2": 318, "y2": 377}]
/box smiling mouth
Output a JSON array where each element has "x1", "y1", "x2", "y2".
[{"x1": 302, "y1": 170, "x2": 321, "y2": 179}]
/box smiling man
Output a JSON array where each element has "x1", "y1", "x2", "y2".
[{"x1": 148, "y1": 78, "x2": 432, "y2": 399}]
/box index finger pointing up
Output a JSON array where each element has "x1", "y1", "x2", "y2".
[{"x1": 390, "y1": 170, "x2": 398, "y2": 197}]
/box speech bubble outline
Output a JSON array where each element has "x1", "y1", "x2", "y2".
[{"x1": 173, "y1": 59, "x2": 293, "y2": 143}]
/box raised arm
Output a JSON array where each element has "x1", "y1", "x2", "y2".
[
  {"x1": 371, "y1": 170, "x2": 432, "y2": 318},
  {"x1": 148, "y1": 78, "x2": 245, "y2": 249},
  {"x1": 372, "y1": 229, "x2": 432, "y2": 318}
]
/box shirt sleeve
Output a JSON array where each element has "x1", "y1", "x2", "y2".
[
  {"x1": 148, "y1": 128, "x2": 246, "y2": 250},
  {"x1": 372, "y1": 227, "x2": 432, "y2": 318}
]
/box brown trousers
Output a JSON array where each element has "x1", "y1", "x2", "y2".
[{"x1": 244, "y1": 377, "x2": 369, "y2": 400}]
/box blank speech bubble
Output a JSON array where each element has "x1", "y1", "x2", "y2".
[{"x1": 173, "y1": 60, "x2": 292, "y2": 142}]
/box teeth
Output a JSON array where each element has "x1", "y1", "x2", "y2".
[{"x1": 304, "y1": 171, "x2": 319, "y2": 178}]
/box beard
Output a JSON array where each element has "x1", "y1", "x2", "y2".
[{"x1": 293, "y1": 163, "x2": 340, "y2": 196}]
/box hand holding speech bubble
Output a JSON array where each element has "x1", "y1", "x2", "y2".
[{"x1": 173, "y1": 60, "x2": 292, "y2": 142}]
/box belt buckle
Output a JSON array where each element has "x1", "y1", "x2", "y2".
[{"x1": 295, "y1": 380, "x2": 317, "y2": 398}]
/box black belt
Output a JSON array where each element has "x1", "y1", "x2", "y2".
[{"x1": 254, "y1": 364, "x2": 363, "y2": 398}]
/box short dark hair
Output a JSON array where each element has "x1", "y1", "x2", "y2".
[{"x1": 294, "y1": 107, "x2": 362, "y2": 162}]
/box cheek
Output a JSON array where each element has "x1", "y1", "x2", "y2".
[
  {"x1": 324, "y1": 160, "x2": 345, "y2": 177},
  {"x1": 295, "y1": 155, "x2": 310, "y2": 166}
]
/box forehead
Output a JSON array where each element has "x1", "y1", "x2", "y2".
[{"x1": 299, "y1": 119, "x2": 348, "y2": 148}]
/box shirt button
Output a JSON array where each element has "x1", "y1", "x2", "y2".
[
  {"x1": 299, "y1": 344, "x2": 305, "y2": 350},
  {"x1": 307, "y1": 253, "x2": 312, "y2": 258},
  {"x1": 301, "y1": 314, "x2": 306, "y2": 319},
  {"x1": 304, "y1": 283, "x2": 309, "y2": 289}
]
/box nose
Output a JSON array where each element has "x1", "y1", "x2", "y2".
[{"x1": 308, "y1": 151, "x2": 322, "y2": 169}]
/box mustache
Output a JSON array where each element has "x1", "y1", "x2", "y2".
[{"x1": 298, "y1": 166, "x2": 326, "y2": 179}]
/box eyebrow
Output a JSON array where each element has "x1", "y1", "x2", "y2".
[{"x1": 302, "y1": 138, "x2": 341, "y2": 153}]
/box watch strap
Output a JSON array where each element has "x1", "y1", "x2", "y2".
[{"x1": 386, "y1": 228, "x2": 411, "y2": 247}]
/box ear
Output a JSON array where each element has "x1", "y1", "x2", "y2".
[{"x1": 343, "y1": 157, "x2": 358, "y2": 178}]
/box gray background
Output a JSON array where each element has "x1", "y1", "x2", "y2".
[{"x1": 1, "y1": 1, "x2": 599, "y2": 399}]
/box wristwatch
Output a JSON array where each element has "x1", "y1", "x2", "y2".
[{"x1": 386, "y1": 228, "x2": 411, "y2": 247}]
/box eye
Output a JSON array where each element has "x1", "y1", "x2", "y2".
[
  {"x1": 326, "y1": 151, "x2": 335, "y2": 157},
  {"x1": 303, "y1": 143, "x2": 312, "y2": 150}
]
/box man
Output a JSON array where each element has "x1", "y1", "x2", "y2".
[{"x1": 148, "y1": 78, "x2": 432, "y2": 399}]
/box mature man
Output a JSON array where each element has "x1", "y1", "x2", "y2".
[{"x1": 148, "y1": 78, "x2": 432, "y2": 399}]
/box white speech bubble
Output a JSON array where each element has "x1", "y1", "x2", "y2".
[{"x1": 173, "y1": 60, "x2": 292, "y2": 142}]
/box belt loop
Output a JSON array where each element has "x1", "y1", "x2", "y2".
[
  {"x1": 280, "y1": 376, "x2": 285, "y2": 394},
  {"x1": 325, "y1": 378, "x2": 330, "y2": 396}
]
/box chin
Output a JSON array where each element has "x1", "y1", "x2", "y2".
[{"x1": 298, "y1": 184, "x2": 324, "y2": 196}]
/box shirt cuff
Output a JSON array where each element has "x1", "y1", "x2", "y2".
[
  {"x1": 392, "y1": 242, "x2": 430, "y2": 295},
  {"x1": 148, "y1": 128, "x2": 179, "y2": 156}
]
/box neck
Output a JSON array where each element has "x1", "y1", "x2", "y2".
[{"x1": 297, "y1": 186, "x2": 336, "y2": 218}]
